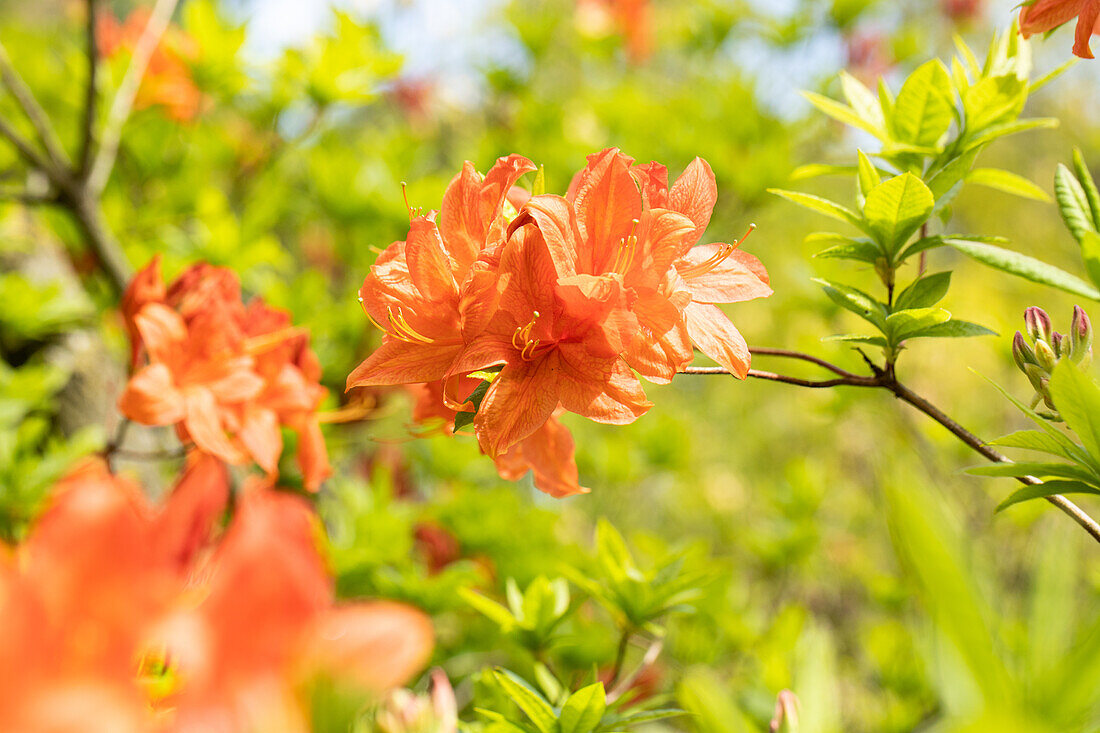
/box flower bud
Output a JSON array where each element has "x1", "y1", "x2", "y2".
[
  {"x1": 1024, "y1": 363, "x2": 1046, "y2": 393},
  {"x1": 1025, "y1": 306, "x2": 1053, "y2": 344},
  {"x1": 1034, "y1": 338, "x2": 1057, "y2": 372},
  {"x1": 1072, "y1": 305, "x2": 1093, "y2": 361},
  {"x1": 1012, "y1": 331, "x2": 1036, "y2": 371},
  {"x1": 1052, "y1": 332, "x2": 1065, "y2": 359},
  {"x1": 769, "y1": 690, "x2": 801, "y2": 733}
]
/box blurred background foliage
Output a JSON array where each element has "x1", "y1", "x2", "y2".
[{"x1": 3, "y1": 0, "x2": 1100, "y2": 730}]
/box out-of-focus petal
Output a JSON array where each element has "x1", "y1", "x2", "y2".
[
  {"x1": 155, "y1": 452, "x2": 229, "y2": 573},
  {"x1": 183, "y1": 388, "x2": 244, "y2": 464},
  {"x1": 303, "y1": 602, "x2": 434, "y2": 694},
  {"x1": 238, "y1": 407, "x2": 282, "y2": 475},
  {"x1": 118, "y1": 363, "x2": 187, "y2": 425}
]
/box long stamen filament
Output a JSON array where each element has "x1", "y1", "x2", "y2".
[
  {"x1": 521, "y1": 338, "x2": 540, "y2": 361},
  {"x1": 386, "y1": 306, "x2": 434, "y2": 344},
  {"x1": 681, "y1": 223, "x2": 756, "y2": 278},
  {"x1": 401, "y1": 182, "x2": 423, "y2": 220}
]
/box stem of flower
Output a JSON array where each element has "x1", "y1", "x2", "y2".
[{"x1": 608, "y1": 627, "x2": 633, "y2": 687}]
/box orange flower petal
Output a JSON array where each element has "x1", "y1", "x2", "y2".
[
  {"x1": 474, "y1": 359, "x2": 559, "y2": 458},
  {"x1": 238, "y1": 407, "x2": 282, "y2": 475},
  {"x1": 407, "y1": 217, "x2": 459, "y2": 303},
  {"x1": 183, "y1": 388, "x2": 245, "y2": 464},
  {"x1": 668, "y1": 157, "x2": 717, "y2": 246},
  {"x1": 494, "y1": 414, "x2": 590, "y2": 498},
  {"x1": 303, "y1": 603, "x2": 434, "y2": 693},
  {"x1": 118, "y1": 363, "x2": 186, "y2": 425},
  {"x1": 683, "y1": 301, "x2": 751, "y2": 378},
  {"x1": 347, "y1": 338, "x2": 464, "y2": 389},
  {"x1": 679, "y1": 246, "x2": 773, "y2": 304},
  {"x1": 155, "y1": 452, "x2": 229, "y2": 572}
]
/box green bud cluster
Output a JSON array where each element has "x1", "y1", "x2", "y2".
[{"x1": 1013, "y1": 306, "x2": 1093, "y2": 411}]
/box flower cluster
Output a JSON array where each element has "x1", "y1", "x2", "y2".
[
  {"x1": 98, "y1": 8, "x2": 203, "y2": 122},
  {"x1": 0, "y1": 459, "x2": 432, "y2": 731},
  {"x1": 119, "y1": 258, "x2": 332, "y2": 490},
  {"x1": 348, "y1": 149, "x2": 771, "y2": 497},
  {"x1": 1013, "y1": 305, "x2": 1094, "y2": 411}
]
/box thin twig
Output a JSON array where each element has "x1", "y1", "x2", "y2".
[
  {"x1": 0, "y1": 112, "x2": 54, "y2": 174},
  {"x1": 87, "y1": 0, "x2": 181, "y2": 194},
  {"x1": 80, "y1": 0, "x2": 100, "y2": 175},
  {"x1": 684, "y1": 351, "x2": 1100, "y2": 544},
  {"x1": 607, "y1": 628, "x2": 633, "y2": 687},
  {"x1": 749, "y1": 346, "x2": 863, "y2": 378},
  {"x1": 0, "y1": 40, "x2": 71, "y2": 168},
  {"x1": 607, "y1": 638, "x2": 663, "y2": 704}
]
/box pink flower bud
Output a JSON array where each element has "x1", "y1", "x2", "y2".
[
  {"x1": 770, "y1": 690, "x2": 801, "y2": 733},
  {"x1": 1012, "y1": 331, "x2": 1035, "y2": 371},
  {"x1": 1025, "y1": 306, "x2": 1053, "y2": 344},
  {"x1": 1072, "y1": 305, "x2": 1093, "y2": 361}
]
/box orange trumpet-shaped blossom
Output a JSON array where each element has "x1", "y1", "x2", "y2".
[
  {"x1": 98, "y1": 8, "x2": 203, "y2": 122},
  {"x1": 119, "y1": 259, "x2": 331, "y2": 491},
  {"x1": 1019, "y1": 0, "x2": 1100, "y2": 58},
  {"x1": 0, "y1": 459, "x2": 432, "y2": 732},
  {"x1": 347, "y1": 154, "x2": 536, "y2": 389},
  {"x1": 449, "y1": 212, "x2": 651, "y2": 458}
]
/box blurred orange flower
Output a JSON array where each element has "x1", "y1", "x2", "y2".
[
  {"x1": 119, "y1": 258, "x2": 332, "y2": 491},
  {"x1": 98, "y1": 8, "x2": 203, "y2": 122},
  {"x1": 576, "y1": 0, "x2": 653, "y2": 62},
  {"x1": 1019, "y1": 0, "x2": 1100, "y2": 59},
  {"x1": 0, "y1": 460, "x2": 433, "y2": 732}
]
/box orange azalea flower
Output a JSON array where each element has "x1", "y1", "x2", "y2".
[
  {"x1": 98, "y1": 8, "x2": 203, "y2": 122},
  {"x1": 449, "y1": 212, "x2": 651, "y2": 458},
  {"x1": 629, "y1": 153, "x2": 773, "y2": 378},
  {"x1": 347, "y1": 154, "x2": 536, "y2": 389},
  {"x1": 0, "y1": 460, "x2": 433, "y2": 732},
  {"x1": 576, "y1": 0, "x2": 653, "y2": 62},
  {"x1": 119, "y1": 259, "x2": 332, "y2": 490},
  {"x1": 1019, "y1": 0, "x2": 1100, "y2": 58}
]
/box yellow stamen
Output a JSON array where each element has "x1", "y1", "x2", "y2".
[
  {"x1": 386, "y1": 306, "x2": 434, "y2": 344},
  {"x1": 521, "y1": 338, "x2": 540, "y2": 361},
  {"x1": 610, "y1": 219, "x2": 640, "y2": 275},
  {"x1": 681, "y1": 223, "x2": 756, "y2": 278},
  {"x1": 511, "y1": 311, "x2": 540, "y2": 349},
  {"x1": 401, "y1": 182, "x2": 423, "y2": 220}
]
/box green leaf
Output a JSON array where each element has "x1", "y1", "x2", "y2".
[
  {"x1": 475, "y1": 708, "x2": 538, "y2": 733},
  {"x1": 814, "y1": 278, "x2": 888, "y2": 330},
  {"x1": 1073, "y1": 148, "x2": 1100, "y2": 229},
  {"x1": 927, "y1": 147, "x2": 981, "y2": 213},
  {"x1": 802, "y1": 91, "x2": 884, "y2": 138},
  {"x1": 1055, "y1": 163, "x2": 1095, "y2": 244},
  {"x1": 990, "y1": 430, "x2": 1086, "y2": 462},
  {"x1": 965, "y1": 462, "x2": 1099, "y2": 483},
  {"x1": 885, "y1": 308, "x2": 951, "y2": 342},
  {"x1": 1081, "y1": 232, "x2": 1100, "y2": 290},
  {"x1": 768, "y1": 189, "x2": 866, "y2": 231},
  {"x1": 1029, "y1": 57, "x2": 1077, "y2": 93},
  {"x1": 897, "y1": 235, "x2": 945, "y2": 261},
  {"x1": 812, "y1": 239, "x2": 883, "y2": 264},
  {"x1": 1050, "y1": 361, "x2": 1100, "y2": 463},
  {"x1": 964, "y1": 117, "x2": 1058, "y2": 150},
  {"x1": 996, "y1": 480, "x2": 1100, "y2": 512},
  {"x1": 862, "y1": 173, "x2": 934, "y2": 254},
  {"x1": 597, "y1": 709, "x2": 686, "y2": 730},
  {"x1": 966, "y1": 168, "x2": 1050, "y2": 201},
  {"x1": 453, "y1": 378, "x2": 492, "y2": 431},
  {"x1": 492, "y1": 669, "x2": 558, "y2": 733},
  {"x1": 902, "y1": 319, "x2": 996, "y2": 339},
  {"x1": 533, "y1": 663, "x2": 565, "y2": 705},
  {"x1": 894, "y1": 272, "x2": 951, "y2": 310},
  {"x1": 821, "y1": 334, "x2": 888, "y2": 347},
  {"x1": 977, "y1": 372, "x2": 1097, "y2": 468},
  {"x1": 943, "y1": 239, "x2": 1100, "y2": 300},
  {"x1": 962, "y1": 74, "x2": 1027, "y2": 133},
  {"x1": 840, "y1": 70, "x2": 885, "y2": 130},
  {"x1": 891, "y1": 60, "x2": 955, "y2": 148},
  {"x1": 559, "y1": 683, "x2": 606, "y2": 733},
  {"x1": 460, "y1": 588, "x2": 517, "y2": 629},
  {"x1": 856, "y1": 149, "x2": 881, "y2": 204},
  {"x1": 789, "y1": 164, "x2": 857, "y2": 181}
]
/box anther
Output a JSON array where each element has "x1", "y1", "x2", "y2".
[
  {"x1": 386, "y1": 306, "x2": 433, "y2": 344},
  {"x1": 681, "y1": 223, "x2": 756, "y2": 278}
]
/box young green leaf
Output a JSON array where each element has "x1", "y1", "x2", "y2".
[
  {"x1": 801, "y1": 91, "x2": 884, "y2": 139},
  {"x1": 460, "y1": 588, "x2": 518, "y2": 629},
  {"x1": 1073, "y1": 148, "x2": 1100, "y2": 229},
  {"x1": 885, "y1": 308, "x2": 951, "y2": 343},
  {"x1": 997, "y1": 480, "x2": 1100, "y2": 513},
  {"x1": 927, "y1": 147, "x2": 981, "y2": 213},
  {"x1": 814, "y1": 279, "x2": 889, "y2": 330},
  {"x1": 768, "y1": 189, "x2": 867, "y2": 231},
  {"x1": 856, "y1": 150, "x2": 882, "y2": 204},
  {"x1": 862, "y1": 173, "x2": 935, "y2": 254},
  {"x1": 840, "y1": 70, "x2": 886, "y2": 130},
  {"x1": 965, "y1": 462, "x2": 1099, "y2": 483},
  {"x1": 821, "y1": 334, "x2": 888, "y2": 347},
  {"x1": 812, "y1": 239, "x2": 883, "y2": 264},
  {"x1": 492, "y1": 669, "x2": 558, "y2": 733},
  {"x1": 1055, "y1": 163, "x2": 1095, "y2": 244},
  {"x1": 1050, "y1": 361, "x2": 1100, "y2": 463},
  {"x1": 1081, "y1": 232, "x2": 1100, "y2": 290},
  {"x1": 966, "y1": 168, "x2": 1050, "y2": 201},
  {"x1": 901, "y1": 319, "x2": 996, "y2": 339},
  {"x1": 963, "y1": 117, "x2": 1058, "y2": 150},
  {"x1": 559, "y1": 683, "x2": 607, "y2": 733},
  {"x1": 894, "y1": 272, "x2": 951, "y2": 310},
  {"x1": 990, "y1": 430, "x2": 1086, "y2": 463},
  {"x1": 944, "y1": 239, "x2": 1100, "y2": 300},
  {"x1": 891, "y1": 60, "x2": 955, "y2": 148}
]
